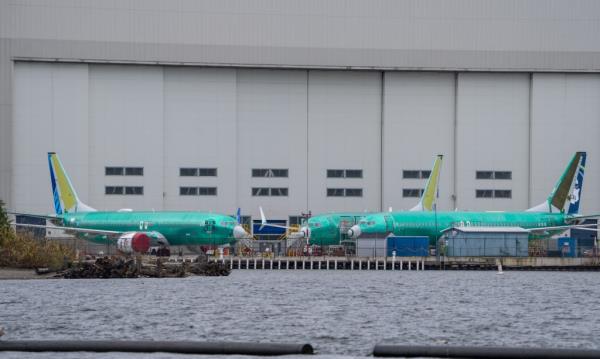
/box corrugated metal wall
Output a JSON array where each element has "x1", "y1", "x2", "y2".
[
  {"x1": 11, "y1": 62, "x2": 600, "y2": 219},
  {"x1": 4, "y1": 1, "x2": 600, "y2": 219},
  {"x1": 2, "y1": 1, "x2": 600, "y2": 71}
]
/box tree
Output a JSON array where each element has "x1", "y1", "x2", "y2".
[
  {"x1": 0, "y1": 199, "x2": 13, "y2": 246},
  {"x1": 0, "y1": 200, "x2": 11, "y2": 231}
]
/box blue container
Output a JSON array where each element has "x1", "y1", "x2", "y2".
[
  {"x1": 558, "y1": 237, "x2": 577, "y2": 257},
  {"x1": 386, "y1": 236, "x2": 429, "y2": 257}
]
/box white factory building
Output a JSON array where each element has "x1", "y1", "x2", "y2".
[{"x1": 1, "y1": 1, "x2": 600, "y2": 225}]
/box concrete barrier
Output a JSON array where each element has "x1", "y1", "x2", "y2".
[{"x1": 0, "y1": 340, "x2": 314, "y2": 355}]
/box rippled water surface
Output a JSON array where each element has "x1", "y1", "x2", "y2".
[{"x1": 1, "y1": 271, "x2": 599, "y2": 358}]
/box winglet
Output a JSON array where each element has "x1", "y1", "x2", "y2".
[
  {"x1": 259, "y1": 206, "x2": 267, "y2": 230},
  {"x1": 410, "y1": 155, "x2": 443, "y2": 211}
]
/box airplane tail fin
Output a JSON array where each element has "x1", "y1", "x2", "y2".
[
  {"x1": 48, "y1": 152, "x2": 95, "y2": 214},
  {"x1": 567, "y1": 152, "x2": 586, "y2": 215},
  {"x1": 527, "y1": 152, "x2": 586, "y2": 213},
  {"x1": 410, "y1": 155, "x2": 443, "y2": 211}
]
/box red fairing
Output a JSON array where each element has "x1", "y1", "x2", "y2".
[{"x1": 131, "y1": 232, "x2": 151, "y2": 253}]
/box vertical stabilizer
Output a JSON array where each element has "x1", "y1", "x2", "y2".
[
  {"x1": 47, "y1": 152, "x2": 95, "y2": 214},
  {"x1": 567, "y1": 152, "x2": 586, "y2": 214},
  {"x1": 527, "y1": 152, "x2": 585, "y2": 213},
  {"x1": 410, "y1": 155, "x2": 443, "y2": 211}
]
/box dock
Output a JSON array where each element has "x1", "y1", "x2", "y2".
[{"x1": 197, "y1": 256, "x2": 600, "y2": 271}]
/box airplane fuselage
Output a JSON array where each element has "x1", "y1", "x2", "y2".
[
  {"x1": 59, "y1": 211, "x2": 240, "y2": 246},
  {"x1": 353, "y1": 211, "x2": 572, "y2": 243},
  {"x1": 306, "y1": 212, "x2": 370, "y2": 246}
]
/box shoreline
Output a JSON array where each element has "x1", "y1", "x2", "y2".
[{"x1": 0, "y1": 267, "x2": 58, "y2": 280}]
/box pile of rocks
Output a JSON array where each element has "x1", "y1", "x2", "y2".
[
  {"x1": 53, "y1": 256, "x2": 231, "y2": 279},
  {"x1": 58, "y1": 257, "x2": 139, "y2": 279}
]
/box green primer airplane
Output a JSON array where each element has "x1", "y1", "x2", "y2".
[
  {"x1": 15, "y1": 153, "x2": 249, "y2": 254},
  {"x1": 348, "y1": 152, "x2": 596, "y2": 243},
  {"x1": 260, "y1": 155, "x2": 444, "y2": 247}
]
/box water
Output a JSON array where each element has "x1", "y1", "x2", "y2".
[{"x1": 1, "y1": 271, "x2": 599, "y2": 358}]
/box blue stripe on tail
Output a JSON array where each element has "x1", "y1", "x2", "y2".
[
  {"x1": 567, "y1": 152, "x2": 586, "y2": 215},
  {"x1": 48, "y1": 152, "x2": 62, "y2": 215}
]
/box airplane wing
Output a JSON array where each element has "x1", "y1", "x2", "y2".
[
  {"x1": 12, "y1": 223, "x2": 122, "y2": 236},
  {"x1": 565, "y1": 214, "x2": 600, "y2": 223},
  {"x1": 259, "y1": 206, "x2": 294, "y2": 230},
  {"x1": 440, "y1": 223, "x2": 597, "y2": 235},
  {"x1": 571, "y1": 227, "x2": 599, "y2": 232},
  {"x1": 527, "y1": 223, "x2": 598, "y2": 233}
]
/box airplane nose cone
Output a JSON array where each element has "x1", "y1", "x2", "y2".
[
  {"x1": 233, "y1": 225, "x2": 248, "y2": 239},
  {"x1": 348, "y1": 225, "x2": 361, "y2": 238}
]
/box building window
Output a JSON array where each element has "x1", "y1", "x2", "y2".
[
  {"x1": 180, "y1": 168, "x2": 198, "y2": 176},
  {"x1": 180, "y1": 187, "x2": 217, "y2": 196},
  {"x1": 345, "y1": 188, "x2": 363, "y2": 197},
  {"x1": 252, "y1": 169, "x2": 288, "y2": 178},
  {"x1": 125, "y1": 186, "x2": 143, "y2": 195},
  {"x1": 403, "y1": 170, "x2": 420, "y2": 179},
  {"x1": 106, "y1": 166, "x2": 144, "y2": 176},
  {"x1": 403, "y1": 170, "x2": 429, "y2": 179},
  {"x1": 494, "y1": 190, "x2": 512, "y2": 198},
  {"x1": 180, "y1": 187, "x2": 198, "y2": 196},
  {"x1": 327, "y1": 169, "x2": 363, "y2": 178},
  {"x1": 403, "y1": 188, "x2": 424, "y2": 198},
  {"x1": 476, "y1": 189, "x2": 494, "y2": 198},
  {"x1": 345, "y1": 170, "x2": 363, "y2": 178},
  {"x1": 494, "y1": 171, "x2": 512, "y2": 180},
  {"x1": 327, "y1": 188, "x2": 362, "y2": 197},
  {"x1": 199, "y1": 168, "x2": 217, "y2": 177},
  {"x1": 105, "y1": 186, "x2": 143, "y2": 195},
  {"x1": 105, "y1": 186, "x2": 124, "y2": 195},
  {"x1": 327, "y1": 188, "x2": 345, "y2": 197},
  {"x1": 476, "y1": 171, "x2": 493, "y2": 179},
  {"x1": 476, "y1": 189, "x2": 512, "y2": 198},
  {"x1": 199, "y1": 187, "x2": 217, "y2": 195},
  {"x1": 252, "y1": 187, "x2": 270, "y2": 196},
  {"x1": 105, "y1": 167, "x2": 124, "y2": 176},
  {"x1": 251, "y1": 187, "x2": 288, "y2": 196},
  {"x1": 327, "y1": 169, "x2": 344, "y2": 178},
  {"x1": 125, "y1": 167, "x2": 143, "y2": 176},
  {"x1": 180, "y1": 168, "x2": 217, "y2": 176},
  {"x1": 289, "y1": 216, "x2": 306, "y2": 226},
  {"x1": 476, "y1": 171, "x2": 512, "y2": 180},
  {"x1": 270, "y1": 188, "x2": 288, "y2": 196}
]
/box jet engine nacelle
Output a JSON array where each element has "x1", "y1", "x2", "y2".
[
  {"x1": 298, "y1": 226, "x2": 310, "y2": 239},
  {"x1": 117, "y1": 232, "x2": 152, "y2": 254}
]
